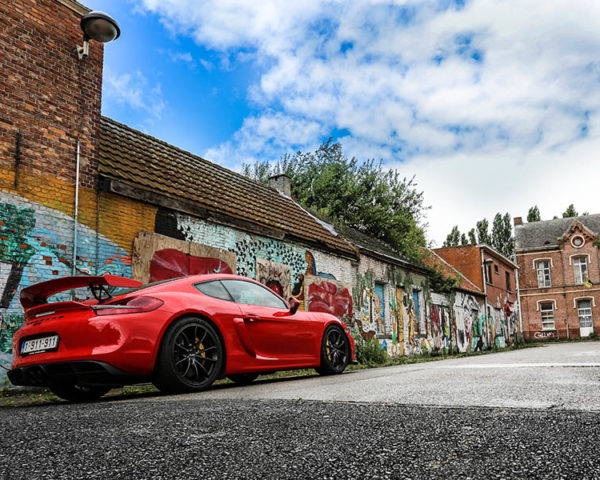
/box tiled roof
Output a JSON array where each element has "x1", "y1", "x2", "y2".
[
  {"x1": 98, "y1": 117, "x2": 357, "y2": 258},
  {"x1": 515, "y1": 214, "x2": 600, "y2": 252}
]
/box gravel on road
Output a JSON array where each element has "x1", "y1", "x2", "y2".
[{"x1": 1, "y1": 398, "x2": 599, "y2": 480}]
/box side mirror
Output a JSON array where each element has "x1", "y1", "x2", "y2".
[{"x1": 288, "y1": 297, "x2": 300, "y2": 315}]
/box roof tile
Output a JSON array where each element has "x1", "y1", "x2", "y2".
[{"x1": 98, "y1": 117, "x2": 357, "y2": 257}]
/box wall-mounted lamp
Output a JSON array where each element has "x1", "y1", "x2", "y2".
[{"x1": 77, "y1": 11, "x2": 120, "y2": 60}]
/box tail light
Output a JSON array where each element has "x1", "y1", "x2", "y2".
[{"x1": 91, "y1": 296, "x2": 164, "y2": 316}]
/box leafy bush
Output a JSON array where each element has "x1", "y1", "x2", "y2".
[{"x1": 353, "y1": 331, "x2": 388, "y2": 365}]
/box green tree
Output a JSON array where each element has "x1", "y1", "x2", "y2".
[
  {"x1": 491, "y1": 213, "x2": 514, "y2": 258},
  {"x1": 468, "y1": 228, "x2": 477, "y2": 245},
  {"x1": 476, "y1": 218, "x2": 491, "y2": 245},
  {"x1": 242, "y1": 140, "x2": 428, "y2": 259},
  {"x1": 460, "y1": 233, "x2": 468, "y2": 246},
  {"x1": 527, "y1": 205, "x2": 541, "y2": 222},
  {"x1": 562, "y1": 204, "x2": 578, "y2": 218},
  {"x1": 443, "y1": 226, "x2": 461, "y2": 247}
]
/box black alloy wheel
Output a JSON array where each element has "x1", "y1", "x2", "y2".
[
  {"x1": 49, "y1": 383, "x2": 111, "y2": 402},
  {"x1": 316, "y1": 325, "x2": 350, "y2": 375},
  {"x1": 153, "y1": 317, "x2": 223, "y2": 393}
]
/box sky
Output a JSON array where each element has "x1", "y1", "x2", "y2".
[{"x1": 86, "y1": 0, "x2": 600, "y2": 246}]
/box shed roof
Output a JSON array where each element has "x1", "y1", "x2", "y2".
[
  {"x1": 515, "y1": 214, "x2": 600, "y2": 252},
  {"x1": 98, "y1": 117, "x2": 357, "y2": 258}
]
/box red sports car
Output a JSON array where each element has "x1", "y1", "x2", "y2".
[{"x1": 8, "y1": 274, "x2": 356, "y2": 401}]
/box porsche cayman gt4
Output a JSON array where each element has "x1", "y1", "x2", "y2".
[{"x1": 8, "y1": 274, "x2": 356, "y2": 401}]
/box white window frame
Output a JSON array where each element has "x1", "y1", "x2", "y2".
[
  {"x1": 572, "y1": 256, "x2": 589, "y2": 285},
  {"x1": 536, "y1": 260, "x2": 552, "y2": 288},
  {"x1": 572, "y1": 296, "x2": 596, "y2": 308},
  {"x1": 577, "y1": 299, "x2": 593, "y2": 329},
  {"x1": 539, "y1": 302, "x2": 556, "y2": 331}
]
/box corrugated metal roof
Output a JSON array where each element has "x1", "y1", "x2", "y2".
[{"x1": 98, "y1": 117, "x2": 357, "y2": 258}]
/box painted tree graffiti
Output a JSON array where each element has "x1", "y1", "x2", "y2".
[{"x1": 0, "y1": 203, "x2": 36, "y2": 309}]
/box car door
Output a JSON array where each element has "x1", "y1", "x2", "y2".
[{"x1": 221, "y1": 279, "x2": 315, "y2": 359}]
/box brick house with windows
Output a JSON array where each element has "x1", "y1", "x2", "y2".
[
  {"x1": 433, "y1": 245, "x2": 520, "y2": 347},
  {"x1": 514, "y1": 215, "x2": 600, "y2": 340}
]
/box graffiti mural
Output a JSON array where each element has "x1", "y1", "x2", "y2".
[
  {"x1": 149, "y1": 248, "x2": 233, "y2": 282},
  {"x1": 256, "y1": 258, "x2": 291, "y2": 299},
  {"x1": 386, "y1": 287, "x2": 405, "y2": 357},
  {"x1": 133, "y1": 231, "x2": 236, "y2": 283},
  {"x1": 172, "y1": 212, "x2": 346, "y2": 313},
  {"x1": 0, "y1": 196, "x2": 130, "y2": 380},
  {"x1": 373, "y1": 283, "x2": 385, "y2": 334},
  {"x1": 304, "y1": 274, "x2": 353, "y2": 324}
]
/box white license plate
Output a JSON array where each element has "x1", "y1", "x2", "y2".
[{"x1": 21, "y1": 335, "x2": 59, "y2": 355}]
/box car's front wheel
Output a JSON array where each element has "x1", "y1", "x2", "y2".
[
  {"x1": 49, "y1": 383, "x2": 111, "y2": 402},
  {"x1": 316, "y1": 325, "x2": 350, "y2": 375},
  {"x1": 153, "y1": 316, "x2": 224, "y2": 394}
]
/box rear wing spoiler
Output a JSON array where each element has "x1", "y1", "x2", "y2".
[{"x1": 20, "y1": 275, "x2": 142, "y2": 309}]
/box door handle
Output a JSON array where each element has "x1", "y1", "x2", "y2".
[{"x1": 245, "y1": 313, "x2": 259, "y2": 322}]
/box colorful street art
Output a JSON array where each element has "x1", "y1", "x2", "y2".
[
  {"x1": 174, "y1": 213, "x2": 344, "y2": 314},
  {"x1": 0, "y1": 196, "x2": 131, "y2": 380},
  {"x1": 387, "y1": 287, "x2": 405, "y2": 357},
  {"x1": 304, "y1": 274, "x2": 353, "y2": 324},
  {"x1": 149, "y1": 248, "x2": 233, "y2": 282},
  {"x1": 256, "y1": 257, "x2": 291, "y2": 299},
  {"x1": 373, "y1": 283, "x2": 385, "y2": 334}
]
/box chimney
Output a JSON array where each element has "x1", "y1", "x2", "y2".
[
  {"x1": 269, "y1": 174, "x2": 291, "y2": 196},
  {"x1": 514, "y1": 217, "x2": 523, "y2": 226}
]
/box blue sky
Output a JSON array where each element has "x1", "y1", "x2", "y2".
[{"x1": 87, "y1": 0, "x2": 600, "y2": 245}]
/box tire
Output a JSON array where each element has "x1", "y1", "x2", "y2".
[
  {"x1": 316, "y1": 325, "x2": 350, "y2": 375},
  {"x1": 153, "y1": 316, "x2": 224, "y2": 394},
  {"x1": 228, "y1": 373, "x2": 259, "y2": 385},
  {"x1": 49, "y1": 383, "x2": 111, "y2": 402}
]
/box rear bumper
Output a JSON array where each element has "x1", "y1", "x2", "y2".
[{"x1": 8, "y1": 361, "x2": 148, "y2": 388}]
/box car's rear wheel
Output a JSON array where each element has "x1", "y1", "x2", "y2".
[
  {"x1": 153, "y1": 316, "x2": 223, "y2": 394},
  {"x1": 49, "y1": 383, "x2": 111, "y2": 402},
  {"x1": 228, "y1": 373, "x2": 259, "y2": 385},
  {"x1": 316, "y1": 325, "x2": 350, "y2": 375}
]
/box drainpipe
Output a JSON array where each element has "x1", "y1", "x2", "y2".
[
  {"x1": 480, "y1": 248, "x2": 490, "y2": 347},
  {"x1": 515, "y1": 266, "x2": 523, "y2": 338},
  {"x1": 72, "y1": 138, "x2": 81, "y2": 277}
]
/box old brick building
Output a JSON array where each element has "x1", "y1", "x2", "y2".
[
  {"x1": 514, "y1": 215, "x2": 600, "y2": 340},
  {"x1": 433, "y1": 245, "x2": 520, "y2": 347}
]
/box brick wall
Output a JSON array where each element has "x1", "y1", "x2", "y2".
[
  {"x1": 0, "y1": 0, "x2": 102, "y2": 189},
  {"x1": 517, "y1": 230, "x2": 600, "y2": 340},
  {"x1": 434, "y1": 246, "x2": 483, "y2": 288}
]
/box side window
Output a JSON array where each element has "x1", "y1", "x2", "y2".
[
  {"x1": 195, "y1": 280, "x2": 233, "y2": 301},
  {"x1": 222, "y1": 280, "x2": 287, "y2": 309},
  {"x1": 536, "y1": 260, "x2": 551, "y2": 288},
  {"x1": 573, "y1": 257, "x2": 588, "y2": 285}
]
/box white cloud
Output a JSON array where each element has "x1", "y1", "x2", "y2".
[
  {"x1": 104, "y1": 68, "x2": 166, "y2": 119},
  {"x1": 136, "y1": 0, "x2": 600, "y2": 243}
]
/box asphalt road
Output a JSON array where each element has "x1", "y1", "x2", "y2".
[{"x1": 1, "y1": 342, "x2": 600, "y2": 479}]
